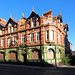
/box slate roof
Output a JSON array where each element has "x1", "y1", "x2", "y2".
[
  {"x1": 0, "y1": 24, "x2": 4, "y2": 29},
  {"x1": 63, "y1": 24, "x2": 69, "y2": 31},
  {"x1": 27, "y1": 11, "x2": 40, "y2": 20}
]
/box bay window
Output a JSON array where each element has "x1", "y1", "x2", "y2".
[
  {"x1": 46, "y1": 31, "x2": 49, "y2": 40},
  {"x1": 50, "y1": 30, "x2": 54, "y2": 40}
]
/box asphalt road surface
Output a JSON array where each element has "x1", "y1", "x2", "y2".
[{"x1": 0, "y1": 64, "x2": 75, "y2": 75}]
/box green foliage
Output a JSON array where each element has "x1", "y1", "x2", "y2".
[
  {"x1": 17, "y1": 43, "x2": 28, "y2": 50},
  {"x1": 0, "y1": 60, "x2": 5, "y2": 62},
  {"x1": 61, "y1": 54, "x2": 71, "y2": 65},
  {"x1": 8, "y1": 60, "x2": 17, "y2": 62},
  {"x1": 48, "y1": 42, "x2": 65, "y2": 48},
  {"x1": 49, "y1": 42, "x2": 54, "y2": 46}
]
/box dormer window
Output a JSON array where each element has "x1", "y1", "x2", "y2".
[
  {"x1": 58, "y1": 19, "x2": 60, "y2": 23},
  {"x1": 12, "y1": 26, "x2": 14, "y2": 32},
  {"x1": 64, "y1": 28, "x2": 66, "y2": 32},
  {"x1": 14, "y1": 26, "x2": 17, "y2": 32},
  {"x1": 8, "y1": 27, "x2": 11, "y2": 33},
  {"x1": 58, "y1": 23, "x2": 60, "y2": 28},
  {"x1": 8, "y1": 22, "x2": 14, "y2": 26},
  {"x1": 1, "y1": 30, "x2": 2, "y2": 35},
  {"x1": 32, "y1": 20, "x2": 36, "y2": 27}
]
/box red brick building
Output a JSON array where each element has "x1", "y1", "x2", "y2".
[{"x1": 0, "y1": 9, "x2": 72, "y2": 66}]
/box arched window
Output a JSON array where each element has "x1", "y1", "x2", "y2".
[{"x1": 47, "y1": 49, "x2": 54, "y2": 59}]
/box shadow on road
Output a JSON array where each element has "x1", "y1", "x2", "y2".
[{"x1": 70, "y1": 55, "x2": 75, "y2": 66}]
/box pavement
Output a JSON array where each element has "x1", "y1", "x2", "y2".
[{"x1": 59, "y1": 65, "x2": 75, "y2": 68}]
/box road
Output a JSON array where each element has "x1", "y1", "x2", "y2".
[{"x1": 0, "y1": 64, "x2": 75, "y2": 75}]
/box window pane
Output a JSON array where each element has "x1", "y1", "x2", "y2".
[
  {"x1": 1, "y1": 30, "x2": 2, "y2": 35},
  {"x1": 46, "y1": 31, "x2": 49, "y2": 40},
  {"x1": 50, "y1": 30, "x2": 54, "y2": 40},
  {"x1": 32, "y1": 21, "x2": 36, "y2": 27},
  {"x1": 13, "y1": 37, "x2": 16, "y2": 44},
  {"x1": 36, "y1": 32, "x2": 40, "y2": 41},
  {"x1": 1, "y1": 39, "x2": 4, "y2": 46},
  {"x1": 58, "y1": 34, "x2": 60, "y2": 41},
  {"x1": 9, "y1": 27, "x2": 11, "y2": 33},
  {"x1": 12, "y1": 27, "x2": 14, "y2": 32},
  {"x1": 8, "y1": 38, "x2": 11, "y2": 46},
  {"x1": 21, "y1": 35, "x2": 25, "y2": 43},
  {"x1": 30, "y1": 33, "x2": 34, "y2": 42}
]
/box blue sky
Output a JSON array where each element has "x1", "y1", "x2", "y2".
[{"x1": 0, "y1": 0, "x2": 75, "y2": 51}]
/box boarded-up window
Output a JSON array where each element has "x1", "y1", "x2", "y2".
[
  {"x1": 47, "y1": 49, "x2": 54, "y2": 59},
  {"x1": 8, "y1": 52, "x2": 17, "y2": 60},
  {"x1": 0, "y1": 53, "x2": 5, "y2": 60},
  {"x1": 31, "y1": 51, "x2": 39, "y2": 59}
]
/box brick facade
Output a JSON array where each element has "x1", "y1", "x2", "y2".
[{"x1": 0, "y1": 9, "x2": 72, "y2": 66}]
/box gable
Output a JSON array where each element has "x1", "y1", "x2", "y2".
[
  {"x1": 27, "y1": 11, "x2": 40, "y2": 20},
  {"x1": 6, "y1": 18, "x2": 17, "y2": 27},
  {"x1": 57, "y1": 16, "x2": 63, "y2": 23},
  {"x1": 64, "y1": 24, "x2": 69, "y2": 31}
]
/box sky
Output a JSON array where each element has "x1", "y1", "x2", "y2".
[{"x1": 0, "y1": 0, "x2": 75, "y2": 51}]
